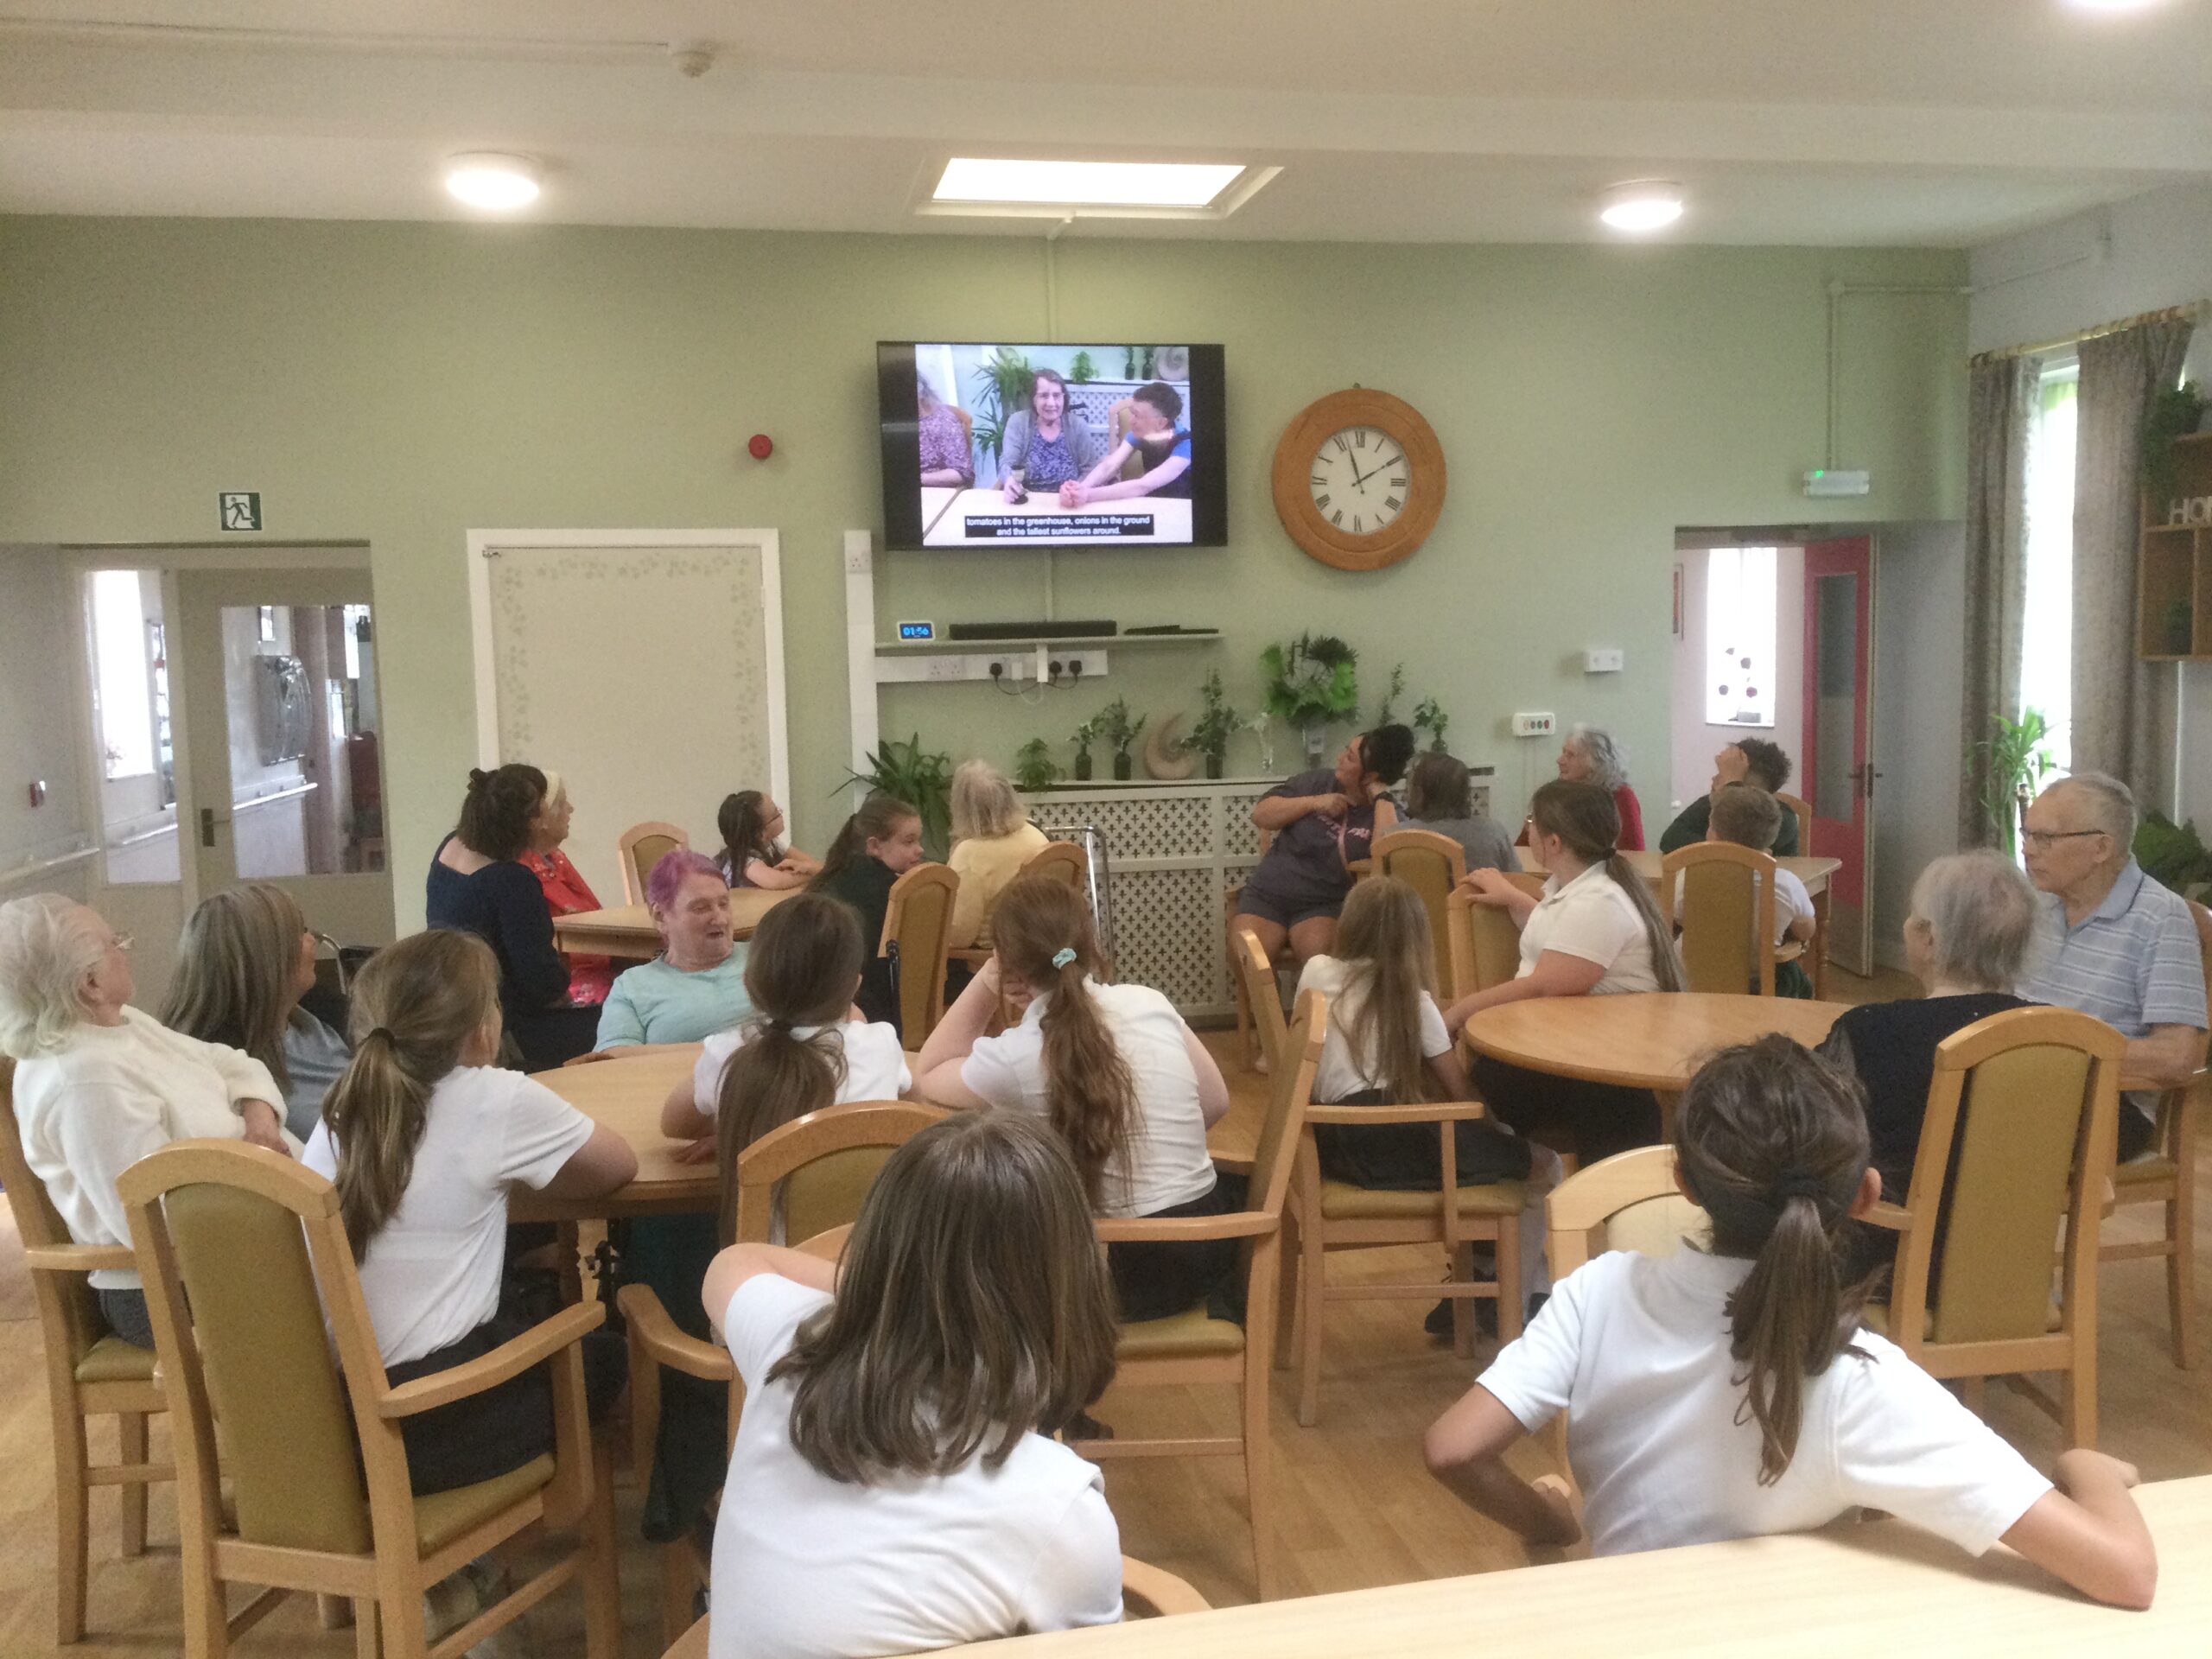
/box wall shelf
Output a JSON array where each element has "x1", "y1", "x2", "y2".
[
  {"x1": 2138, "y1": 432, "x2": 2212, "y2": 663},
  {"x1": 874, "y1": 628, "x2": 1220, "y2": 657}
]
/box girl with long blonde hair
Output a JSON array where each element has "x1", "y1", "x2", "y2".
[
  {"x1": 913, "y1": 874, "x2": 1234, "y2": 1321},
  {"x1": 302, "y1": 928, "x2": 636, "y2": 1493}
]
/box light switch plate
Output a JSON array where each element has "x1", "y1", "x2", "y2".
[{"x1": 1511, "y1": 712, "x2": 1557, "y2": 738}]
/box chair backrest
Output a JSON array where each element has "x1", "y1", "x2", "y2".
[
  {"x1": 734, "y1": 1101, "x2": 950, "y2": 1247},
  {"x1": 1445, "y1": 888, "x2": 1529, "y2": 1002},
  {"x1": 1234, "y1": 929, "x2": 1290, "y2": 1071},
  {"x1": 1244, "y1": 990, "x2": 1325, "y2": 1230},
  {"x1": 619, "y1": 821, "x2": 691, "y2": 906},
  {"x1": 1107, "y1": 397, "x2": 1146, "y2": 480},
  {"x1": 1664, "y1": 842, "x2": 1778, "y2": 996},
  {"x1": 1371, "y1": 829, "x2": 1467, "y2": 997},
  {"x1": 0, "y1": 1058, "x2": 109, "y2": 1366},
  {"x1": 952, "y1": 404, "x2": 974, "y2": 450},
  {"x1": 1895, "y1": 1007, "x2": 2123, "y2": 1346},
  {"x1": 880, "y1": 862, "x2": 960, "y2": 1043},
  {"x1": 1774, "y1": 792, "x2": 1814, "y2": 856},
  {"x1": 1020, "y1": 838, "x2": 1090, "y2": 894},
  {"x1": 117, "y1": 1142, "x2": 378, "y2": 1557},
  {"x1": 1544, "y1": 1145, "x2": 1706, "y2": 1278}
]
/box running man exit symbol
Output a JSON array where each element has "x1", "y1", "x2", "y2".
[{"x1": 219, "y1": 492, "x2": 262, "y2": 531}]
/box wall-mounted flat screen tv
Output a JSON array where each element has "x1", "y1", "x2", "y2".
[{"x1": 878, "y1": 341, "x2": 1227, "y2": 550}]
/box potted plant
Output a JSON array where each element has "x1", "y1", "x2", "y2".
[
  {"x1": 1972, "y1": 708, "x2": 2054, "y2": 855},
  {"x1": 1412, "y1": 695, "x2": 1449, "y2": 753},
  {"x1": 1096, "y1": 697, "x2": 1147, "y2": 781},
  {"x1": 841, "y1": 734, "x2": 954, "y2": 860},
  {"x1": 965, "y1": 345, "x2": 1035, "y2": 471},
  {"x1": 2135, "y1": 810, "x2": 2212, "y2": 901},
  {"x1": 2145, "y1": 381, "x2": 2208, "y2": 504},
  {"x1": 1261, "y1": 632, "x2": 1360, "y2": 766},
  {"x1": 2164, "y1": 598, "x2": 2194, "y2": 656},
  {"x1": 1013, "y1": 736, "x2": 1063, "y2": 792},
  {"x1": 1183, "y1": 669, "x2": 1239, "y2": 780},
  {"x1": 1071, "y1": 715, "x2": 1101, "y2": 781},
  {"x1": 1067, "y1": 349, "x2": 1098, "y2": 385},
  {"x1": 1375, "y1": 664, "x2": 1406, "y2": 725}
]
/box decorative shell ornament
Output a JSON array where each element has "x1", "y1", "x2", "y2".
[{"x1": 1143, "y1": 713, "x2": 1196, "y2": 780}]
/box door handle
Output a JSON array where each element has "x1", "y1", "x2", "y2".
[
  {"x1": 1853, "y1": 764, "x2": 1883, "y2": 800},
  {"x1": 200, "y1": 807, "x2": 215, "y2": 849}
]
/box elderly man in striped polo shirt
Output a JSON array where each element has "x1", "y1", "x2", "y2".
[{"x1": 2019, "y1": 772, "x2": 2209, "y2": 1160}]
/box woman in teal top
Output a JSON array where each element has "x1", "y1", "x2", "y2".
[{"x1": 594, "y1": 849, "x2": 753, "y2": 1048}]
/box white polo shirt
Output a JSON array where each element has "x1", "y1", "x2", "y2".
[
  {"x1": 1478, "y1": 1248, "x2": 2051, "y2": 1559},
  {"x1": 960, "y1": 977, "x2": 1216, "y2": 1218},
  {"x1": 1295, "y1": 954, "x2": 1452, "y2": 1103},
  {"x1": 1518, "y1": 863, "x2": 1663, "y2": 993},
  {"x1": 694, "y1": 1020, "x2": 911, "y2": 1114}
]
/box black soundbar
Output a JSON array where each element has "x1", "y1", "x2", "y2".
[{"x1": 947, "y1": 619, "x2": 1117, "y2": 641}]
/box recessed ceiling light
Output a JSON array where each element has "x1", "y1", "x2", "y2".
[
  {"x1": 444, "y1": 152, "x2": 542, "y2": 212},
  {"x1": 1599, "y1": 181, "x2": 1686, "y2": 233},
  {"x1": 2064, "y1": 0, "x2": 2164, "y2": 11},
  {"x1": 933, "y1": 158, "x2": 1246, "y2": 208}
]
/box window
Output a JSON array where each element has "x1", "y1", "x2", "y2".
[
  {"x1": 89, "y1": 569, "x2": 156, "y2": 780},
  {"x1": 2019, "y1": 359, "x2": 2077, "y2": 772},
  {"x1": 1704, "y1": 546, "x2": 1777, "y2": 728}
]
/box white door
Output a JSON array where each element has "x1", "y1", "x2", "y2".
[
  {"x1": 468, "y1": 532, "x2": 788, "y2": 904},
  {"x1": 171, "y1": 567, "x2": 396, "y2": 951}
]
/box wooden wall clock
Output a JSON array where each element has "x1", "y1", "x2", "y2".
[{"x1": 1271, "y1": 387, "x2": 1446, "y2": 572}]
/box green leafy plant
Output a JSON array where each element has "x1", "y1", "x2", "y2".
[
  {"x1": 2135, "y1": 810, "x2": 2212, "y2": 900},
  {"x1": 2145, "y1": 381, "x2": 2208, "y2": 502},
  {"x1": 1973, "y1": 708, "x2": 2055, "y2": 855},
  {"x1": 1067, "y1": 350, "x2": 1097, "y2": 385},
  {"x1": 1095, "y1": 697, "x2": 1146, "y2": 757},
  {"x1": 965, "y1": 346, "x2": 1035, "y2": 467},
  {"x1": 1183, "y1": 670, "x2": 1240, "y2": 777},
  {"x1": 1071, "y1": 715, "x2": 1103, "y2": 779},
  {"x1": 1261, "y1": 633, "x2": 1360, "y2": 763},
  {"x1": 1375, "y1": 664, "x2": 1406, "y2": 726},
  {"x1": 1412, "y1": 695, "x2": 1449, "y2": 753},
  {"x1": 1012, "y1": 736, "x2": 1063, "y2": 792},
  {"x1": 841, "y1": 734, "x2": 953, "y2": 860}
]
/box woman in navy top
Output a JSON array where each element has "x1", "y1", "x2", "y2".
[{"x1": 424, "y1": 764, "x2": 601, "y2": 1069}]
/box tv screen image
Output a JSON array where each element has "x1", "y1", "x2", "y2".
[{"x1": 878, "y1": 342, "x2": 1227, "y2": 550}]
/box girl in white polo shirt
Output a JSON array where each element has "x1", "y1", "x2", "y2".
[
  {"x1": 914, "y1": 874, "x2": 1233, "y2": 1322},
  {"x1": 1422, "y1": 1036, "x2": 2158, "y2": 1609},
  {"x1": 1442, "y1": 779, "x2": 1684, "y2": 1165},
  {"x1": 700, "y1": 1110, "x2": 1123, "y2": 1659},
  {"x1": 302, "y1": 928, "x2": 637, "y2": 1494}
]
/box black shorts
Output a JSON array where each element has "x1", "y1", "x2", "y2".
[{"x1": 1109, "y1": 1179, "x2": 1241, "y2": 1325}]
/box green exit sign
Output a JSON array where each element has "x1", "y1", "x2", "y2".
[{"x1": 219, "y1": 492, "x2": 263, "y2": 531}]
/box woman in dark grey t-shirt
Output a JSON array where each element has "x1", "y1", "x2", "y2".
[{"x1": 1233, "y1": 724, "x2": 1416, "y2": 968}]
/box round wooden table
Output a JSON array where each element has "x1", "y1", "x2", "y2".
[{"x1": 1463, "y1": 993, "x2": 1848, "y2": 1092}]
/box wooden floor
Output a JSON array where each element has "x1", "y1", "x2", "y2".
[{"x1": 2, "y1": 966, "x2": 2204, "y2": 1656}]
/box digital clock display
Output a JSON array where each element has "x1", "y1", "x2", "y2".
[{"x1": 896, "y1": 620, "x2": 936, "y2": 641}]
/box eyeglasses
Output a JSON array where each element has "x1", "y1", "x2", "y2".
[
  {"x1": 2019, "y1": 830, "x2": 2105, "y2": 851},
  {"x1": 109, "y1": 932, "x2": 135, "y2": 952}
]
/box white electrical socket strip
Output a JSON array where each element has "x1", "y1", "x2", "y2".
[{"x1": 1511, "y1": 712, "x2": 1557, "y2": 738}]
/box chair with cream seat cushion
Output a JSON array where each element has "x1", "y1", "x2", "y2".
[
  {"x1": 1662, "y1": 841, "x2": 1781, "y2": 997},
  {"x1": 1368, "y1": 828, "x2": 1467, "y2": 1000},
  {"x1": 116, "y1": 1139, "x2": 619, "y2": 1659},
  {"x1": 618, "y1": 820, "x2": 691, "y2": 906},
  {"x1": 880, "y1": 861, "x2": 962, "y2": 1046}
]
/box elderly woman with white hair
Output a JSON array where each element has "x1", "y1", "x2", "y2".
[
  {"x1": 0, "y1": 893, "x2": 295, "y2": 1348},
  {"x1": 1817, "y1": 849, "x2": 2037, "y2": 1247},
  {"x1": 946, "y1": 760, "x2": 1051, "y2": 952},
  {"x1": 1523, "y1": 725, "x2": 1646, "y2": 852}
]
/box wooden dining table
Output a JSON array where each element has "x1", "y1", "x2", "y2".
[
  {"x1": 550, "y1": 885, "x2": 796, "y2": 961},
  {"x1": 1463, "y1": 992, "x2": 1847, "y2": 1094},
  {"x1": 951, "y1": 1474, "x2": 2212, "y2": 1657}
]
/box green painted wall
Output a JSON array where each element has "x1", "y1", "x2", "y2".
[{"x1": 0, "y1": 218, "x2": 1966, "y2": 928}]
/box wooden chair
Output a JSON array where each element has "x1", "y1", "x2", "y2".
[
  {"x1": 1775, "y1": 791, "x2": 1814, "y2": 856},
  {"x1": 947, "y1": 837, "x2": 1091, "y2": 976},
  {"x1": 116, "y1": 1140, "x2": 618, "y2": 1659},
  {"x1": 618, "y1": 1102, "x2": 949, "y2": 1647},
  {"x1": 1274, "y1": 959, "x2": 1529, "y2": 1424},
  {"x1": 2098, "y1": 898, "x2": 2210, "y2": 1369},
  {"x1": 1663, "y1": 841, "x2": 1780, "y2": 997},
  {"x1": 880, "y1": 861, "x2": 960, "y2": 1045},
  {"x1": 1370, "y1": 828, "x2": 1467, "y2": 998},
  {"x1": 1234, "y1": 929, "x2": 1292, "y2": 1075},
  {"x1": 1444, "y1": 878, "x2": 1543, "y2": 1006},
  {"x1": 1861, "y1": 1006, "x2": 2124, "y2": 1448},
  {"x1": 619, "y1": 820, "x2": 691, "y2": 906},
  {"x1": 0, "y1": 1059, "x2": 172, "y2": 1643},
  {"x1": 655, "y1": 1554, "x2": 1208, "y2": 1657},
  {"x1": 1227, "y1": 828, "x2": 1295, "y2": 1069},
  {"x1": 1068, "y1": 991, "x2": 1323, "y2": 1601}
]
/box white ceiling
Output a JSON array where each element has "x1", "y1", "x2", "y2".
[{"x1": 3, "y1": 1, "x2": 2209, "y2": 246}]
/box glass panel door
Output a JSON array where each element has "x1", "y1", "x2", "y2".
[{"x1": 1800, "y1": 537, "x2": 1875, "y2": 978}]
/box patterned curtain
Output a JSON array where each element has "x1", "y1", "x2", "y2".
[
  {"x1": 2071, "y1": 317, "x2": 2196, "y2": 802},
  {"x1": 1959, "y1": 356, "x2": 2037, "y2": 848}
]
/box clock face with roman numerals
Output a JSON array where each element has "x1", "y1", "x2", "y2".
[
  {"x1": 1306, "y1": 425, "x2": 1409, "y2": 537},
  {"x1": 1271, "y1": 387, "x2": 1446, "y2": 572}
]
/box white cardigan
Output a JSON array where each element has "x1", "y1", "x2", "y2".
[{"x1": 12, "y1": 1006, "x2": 288, "y2": 1288}]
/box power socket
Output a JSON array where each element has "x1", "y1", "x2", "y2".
[{"x1": 1511, "y1": 712, "x2": 1557, "y2": 738}]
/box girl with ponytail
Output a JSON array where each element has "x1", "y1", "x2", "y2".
[
  {"x1": 809, "y1": 791, "x2": 925, "y2": 1030},
  {"x1": 1442, "y1": 779, "x2": 1684, "y2": 1165},
  {"x1": 302, "y1": 928, "x2": 636, "y2": 1495},
  {"x1": 913, "y1": 874, "x2": 1236, "y2": 1322},
  {"x1": 1422, "y1": 1036, "x2": 2158, "y2": 1609}
]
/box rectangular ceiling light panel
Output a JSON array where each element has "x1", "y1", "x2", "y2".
[{"x1": 933, "y1": 158, "x2": 1246, "y2": 207}]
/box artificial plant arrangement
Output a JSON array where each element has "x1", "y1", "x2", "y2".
[
  {"x1": 1183, "y1": 669, "x2": 1240, "y2": 779},
  {"x1": 1013, "y1": 736, "x2": 1064, "y2": 792},
  {"x1": 1972, "y1": 708, "x2": 2054, "y2": 856},
  {"x1": 1412, "y1": 695, "x2": 1449, "y2": 753},
  {"x1": 1096, "y1": 697, "x2": 1147, "y2": 781},
  {"x1": 1261, "y1": 632, "x2": 1360, "y2": 766},
  {"x1": 842, "y1": 734, "x2": 954, "y2": 860},
  {"x1": 2135, "y1": 810, "x2": 2212, "y2": 901},
  {"x1": 1071, "y1": 715, "x2": 1102, "y2": 781},
  {"x1": 2145, "y1": 382, "x2": 2208, "y2": 504}
]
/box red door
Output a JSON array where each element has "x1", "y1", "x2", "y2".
[{"x1": 1800, "y1": 537, "x2": 1874, "y2": 977}]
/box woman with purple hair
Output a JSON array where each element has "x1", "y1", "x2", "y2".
[{"x1": 594, "y1": 849, "x2": 754, "y2": 1049}]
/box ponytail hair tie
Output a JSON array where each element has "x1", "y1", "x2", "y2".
[
  {"x1": 1051, "y1": 946, "x2": 1077, "y2": 970},
  {"x1": 365, "y1": 1025, "x2": 396, "y2": 1045},
  {"x1": 1771, "y1": 1171, "x2": 1826, "y2": 1204}
]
